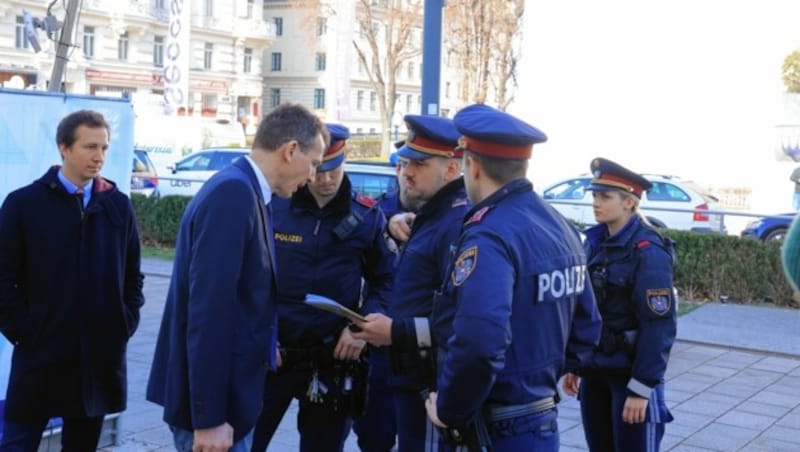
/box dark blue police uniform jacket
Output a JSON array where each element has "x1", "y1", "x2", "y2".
[
  {"x1": 377, "y1": 191, "x2": 405, "y2": 220},
  {"x1": 146, "y1": 158, "x2": 278, "y2": 442},
  {"x1": 432, "y1": 179, "x2": 602, "y2": 428},
  {"x1": 388, "y1": 178, "x2": 470, "y2": 387},
  {"x1": 582, "y1": 215, "x2": 677, "y2": 396},
  {"x1": 271, "y1": 175, "x2": 394, "y2": 346}
]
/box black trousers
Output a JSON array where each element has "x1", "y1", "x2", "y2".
[{"x1": 0, "y1": 416, "x2": 104, "y2": 452}]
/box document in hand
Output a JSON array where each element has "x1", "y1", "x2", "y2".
[{"x1": 304, "y1": 293, "x2": 367, "y2": 323}]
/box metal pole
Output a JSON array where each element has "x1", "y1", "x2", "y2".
[
  {"x1": 421, "y1": 0, "x2": 443, "y2": 116},
  {"x1": 48, "y1": 0, "x2": 81, "y2": 92}
]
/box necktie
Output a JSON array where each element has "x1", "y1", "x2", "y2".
[{"x1": 75, "y1": 187, "x2": 85, "y2": 210}]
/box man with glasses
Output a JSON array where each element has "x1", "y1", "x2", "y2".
[{"x1": 354, "y1": 115, "x2": 470, "y2": 451}]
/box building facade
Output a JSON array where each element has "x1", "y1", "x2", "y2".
[{"x1": 0, "y1": 0, "x2": 273, "y2": 126}]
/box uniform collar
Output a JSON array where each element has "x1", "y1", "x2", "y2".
[
  {"x1": 417, "y1": 177, "x2": 466, "y2": 219},
  {"x1": 585, "y1": 215, "x2": 641, "y2": 248},
  {"x1": 291, "y1": 174, "x2": 352, "y2": 214},
  {"x1": 463, "y1": 178, "x2": 531, "y2": 219}
]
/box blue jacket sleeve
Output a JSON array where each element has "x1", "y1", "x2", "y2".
[
  {"x1": 186, "y1": 179, "x2": 257, "y2": 429},
  {"x1": 566, "y1": 280, "x2": 602, "y2": 373},
  {"x1": 361, "y1": 209, "x2": 395, "y2": 315},
  {"x1": 436, "y1": 231, "x2": 511, "y2": 427},
  {"x1": 628, "y1": 243, "x2": 677, "y2": 397}
]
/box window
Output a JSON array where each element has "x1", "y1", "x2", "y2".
[
  {"x1": 646, "y1": 182, "x2": 691, "y2": 202},
  {"x1": 356, "y1": 90, "x2": 364, "y2": 111},
  {"x1": 445, "y1": 82, "x2": 450, "y2": 98},
  {"x1": 203, "y1": 42, "x2": 213, "y2": 70},
  {"x1": 316, "y1": 17, "x2": 327, "y2": 36},
  {"x1": 542, "y1": 178, "x2": 590, "y2": 200},
  {"x1": 358, "y1": 60, "x2": 365, "y2": 75},
  {"x1": 202, "y1": 93, "x2": 218, "y2": 109},
  {"x1": 246, "y1": 0, "x2": 254, "y2": 18},
  {"x1": 153, "y1": 36, "x2": 164, "y2": 67},
  {"x1": 83, "y1": 26, "x2": 95, "y2": 59},
  {"x1": 315, "y1": 52, "x2": 326, "y2": 71},
  {"x1": 407, "y1": 62, "x2": 414, "y2": 80},
  {"x1": 405, "y1": 94, "x2": 412, "y2": 113},
  {"x1": 369, "y1": 92, "x2": 376, "y2": 112},
  {"x1": 211, "y1": 152, "x2": 246, "y2": 170},
  {"x1": 269, "y1": 89, "x2": 281, "y2": 109},
  {"x1": 204, "y1": 0, "x2": 214, "y2": 17},
  {"x1": 314, "y1": 89, "x2": 326, "y2": 109},
  {"x1": 243, "y1": 48, "x2": 253, "y2": 73},
  {"x1": 270, "y1": 88, "x2": 281, "y2": 108},
  {"x1": 154, "y1": 0, "x2": 165, "y2": 8},
  {"x1": 15, "y1": 16, "x2": 28, "y2": 49},
  {"x1": 347, "y1": 171, "x2": 399, "y2": 198},
  {"x1": 176, "y1": 152, "x2": 214, "y2": 172},
  {"x1": 271, "y1": 52, "x2": 282, "y2": 71},
  {"x1": 118, "y1": 32, "x2": 129, "y2": 61},
  {"x1": 274, "y1": 17, "x2": 283, "y2": 36}
]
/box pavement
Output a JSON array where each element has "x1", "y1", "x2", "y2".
[{"x1": 98, "y1": 258, "x2": 800, "y2": 451}]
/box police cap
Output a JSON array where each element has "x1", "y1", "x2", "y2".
[
  {"x1": 586, "y1": 157, "x2": 652, "y2": 199},
  {"x1": 453, "y1": 103, "x2": 547, "y2": 160},
  {"x1": 397, "y1": 115, "x2": 461, "y2": 160},
  {"x1": 319, "y1": 123, "x2": 350, "y2": 172}
]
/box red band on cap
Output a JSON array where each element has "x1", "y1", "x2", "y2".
[
  {"x1": 325, "y1": 140, "x2": 346, "y2": 159},
  {"x1": 409, "y1": 135, "x2": 456, "y2": 157},
  {"x1": 461, "y1": 136, "x2": 532, "y2": 159},
  {"x1": 595, "y1": 173, "x2": 644, "y2": 197}
]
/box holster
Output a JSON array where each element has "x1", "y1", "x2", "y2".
[
  {"x1": 598, "y1": 328, "x2": 638, "y2": 357},
  {"x1": 334, "y1": 359, "x2": 370, "y2": 417},
  {"x1": 438, "y1": 415, "x2": 493, "y2": 452}
]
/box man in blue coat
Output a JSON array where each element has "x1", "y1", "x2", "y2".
[
  {"x1": 354, "y1": 115, "x2": 470, "y2": 451},
  {"x1": 0, "y1": 110, "x2": 145, "y2": 450},
  {"x1": 425, "y1": 104, "x2": 602, "y2": 451},
  {"x1": 147, "y1": 104, "x2": 327, "y2": 451},
  {"x1": 251, "y1": 124, "x2": 395, "y2": 452}
]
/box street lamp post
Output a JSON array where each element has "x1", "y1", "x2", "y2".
[{"x1": 421, "y1": 0, "x2": 443, "y2": 116}]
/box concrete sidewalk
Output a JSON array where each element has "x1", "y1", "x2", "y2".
[{"x1": 100, "y1": 258, "x2": 800, "y2": 451}]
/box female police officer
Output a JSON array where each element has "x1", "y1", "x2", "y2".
[{"x1": 562, "y1": 157, "x2": 676, "y2": 452}]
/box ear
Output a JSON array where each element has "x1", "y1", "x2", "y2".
[
  {"x1": 280, "y1": 140, "x2": 298, "y2": 163},
  {"x1": 58, "y1": 143, "x2": 69, "y2": 160},
  {"x1": 444, "y1": 158, "x2": 460, "y2": 180},
  {"x1": 466, "y1": 154, "x2": 480, "y2": 181}
]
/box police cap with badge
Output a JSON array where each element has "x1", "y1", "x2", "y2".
[
  {"x1": 453, "y1": 103, "x2": 547, "y2": 159},
  {"x1": 585, "y1": 157, "x2": 652, "y2": 198},
  {"x1": 318, "y1": 123, "x2": 350, "y2": 173},
  {"x1": 397, "y1": 114, "x2": 462, "y2": 160}
]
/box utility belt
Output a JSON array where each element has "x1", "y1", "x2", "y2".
[
  {"x1": 389, "y1": 347, "x2": 436, "y2": 381},
  {"x1": 598, "y1": 328, "x2": 638, "y2": 357},
  {"x1": 435, "y1": 394, "x2": 560, "y2": 451},
  {"x1": 279, "y1": 345, "x2": 370, "y2": 417}
]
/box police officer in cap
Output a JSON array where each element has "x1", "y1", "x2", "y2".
[
  {"x1": 353, "y1": 114, "x2": 471, "y2": 451},
  {"x1": 424, "y1": 104, "x2": 602, "y2": 451},
  {"x1": 251, "y1": 124, "x2": 396, "y2": 452},
  {"x1": 562, "y1": 157, "x2": 676, "y2": 452}
]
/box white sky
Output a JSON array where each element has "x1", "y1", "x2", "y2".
[{"x1": 514, "y1": 0, "x2": 800, "y2": 214}]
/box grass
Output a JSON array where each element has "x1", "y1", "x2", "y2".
[
  {"x1": 141, "y1": 245, "x2": 175, "y2": 261},
  {"x1": 678, "y1": 299, "x2": 703, "y2": 316}
]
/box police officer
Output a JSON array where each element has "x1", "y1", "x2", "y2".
[
  {"x1": 424, "y1": 104, "x2": 602, "y2": 451},
  {"x1": 353, "y1": 115, "x2": 471, "y2": 451},
  {"x1": 562, "y1": 157, "x2": 676, "y2": 452},
  {"x1": 251, "y1": 124, "x2": 396, "y2": 452}
]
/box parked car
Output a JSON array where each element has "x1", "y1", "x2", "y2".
[
  {"x1": 156, "y1": 151, "x2": 399, "y2": 199},
  {"x1": 741, "y1": 213, "x2": 796, "y2": 242},
  {"x1": 156, "y1": 147, "x2": 249, "y2": 197},
  {"x1": 131, "y1": 149, "x2": 159, "y2": 197},
  {"x1": 541, "y1": 174, "x2": 726, "y2": 233}
]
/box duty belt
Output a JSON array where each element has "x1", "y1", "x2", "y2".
[{"x1": 485, "y1": 395, "x2": 559, "y2": 422}]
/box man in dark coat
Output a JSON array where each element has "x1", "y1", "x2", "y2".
[
  {"x1": 0, "y1": 110, "x2": 145, "y2": 450},
  {"x1": 147, "y1": 103, "x2": 327, "y2": 452}
]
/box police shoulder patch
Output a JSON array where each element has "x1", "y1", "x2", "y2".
[
  {"x1": 646, "y1": 288, "x2": 672, "y2": 315},
  {"x1": 451, "y1": 197, "x2": 469, "y2": 208},
  {"x1": 464, "y1": 206, "x2": 492, "y2": 226},
  {"x1": 451, "y1": 246, "x2": 478, "y2": 286},
  {"x1": 354, "y1": 193, "x2": 376, "y2": 208}
]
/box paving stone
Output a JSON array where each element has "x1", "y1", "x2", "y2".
[
  {"x1": 749, "y1": 389, "x2": 800, "y2": 409},
  {"x1": 716, "y1": 410, "x2": 778, "y2": 430},
  {"x1": 682, "y1": 422, "x2": 760, "y2": 451},
  {"x1": 775, "y1": 409, "x2": 800, "y2": 429},
  {"x1": 744, "y1": 435, "x2": 800, "y2": 451},
  {"x1": 688, "y1": 364, "x2": 740, "y2": 379},
  {"x1": 665, "y1": 388, "x2": 695, "y2": 405},
  {"x1": 668, "y1": 372, "x2": 719, "y2": 393},
  {"x1": 725, "y1": 368, "x2": 784, "y2": 388},
  {"x1": 705, "y1": 381, "x2": 762, "y2": 399},
  {"x1": 750, "y1": 356, "x2": 800, "y2": 374},
  {"x1": 706, "y1": 351, "x2": 763, "y2": 370},
  {"x1": 760, "y1": 425, "x2": 800, "y2": 445},
  {"x1": 736, "y1": 401, "x2": 793, "y2": 418}
]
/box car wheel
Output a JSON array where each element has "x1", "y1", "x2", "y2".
[
  {"x1": 764, "y1": 227, "x2": 788, "y2": 242},
  {"x1": 646, "y1": 217, "x2": 667, "y2": 229}
]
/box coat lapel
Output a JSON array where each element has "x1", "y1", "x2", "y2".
[{"x1": 233, "y1": 158, "x2": 277, "y2": 280}]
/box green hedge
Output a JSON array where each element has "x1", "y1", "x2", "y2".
[
  {"x1": 131, "y1": 194, "x2": 797, "y2": 307},
  {"x1": 132, "y1": 194, "x2": 192, "y2": 247}
]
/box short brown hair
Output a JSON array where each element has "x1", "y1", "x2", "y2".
[
  {"x1": 56, "y1": 110, "x2": 110, "y2": 147},
  {"x1": 254, "y1": 104, "x2": 329, "y2": 153}
]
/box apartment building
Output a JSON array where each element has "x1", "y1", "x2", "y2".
[{"x1": 0, "y1": 0, "x2": 273, "y2": 123}]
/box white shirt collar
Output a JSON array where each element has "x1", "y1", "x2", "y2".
[{"x1": 244, "y1": 155, "x2": 272, "y2": 205}]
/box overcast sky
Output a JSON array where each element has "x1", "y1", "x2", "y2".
[{"x1": 515, "y1": 0, "x2": 800, "y2": 213}]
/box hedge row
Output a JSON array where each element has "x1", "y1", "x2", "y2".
[{"x1": 131, "y1": 194, "x2": 797, "y2": 307}]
